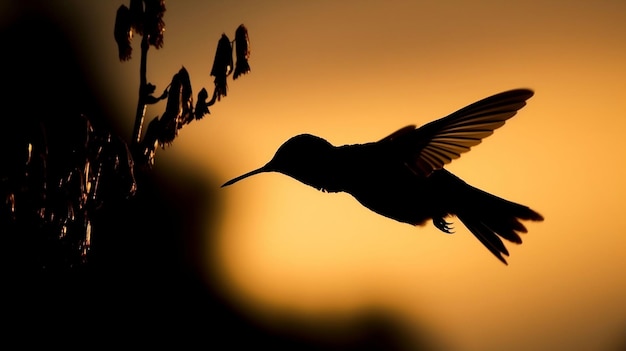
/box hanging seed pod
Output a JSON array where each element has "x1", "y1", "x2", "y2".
[
  {"x1": 114, "y1": 5, "x2": 133, "y2": 61},
  {"x1": 233, "y1": 24, "x2": 251, "y2": 80},
  {"x1": 210, "y1": 33, "x2": 233, "y2": 101}
]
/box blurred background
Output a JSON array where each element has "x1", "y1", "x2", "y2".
[{"x1": 1, "y1": 1, "x2": 625, "y2": 350}]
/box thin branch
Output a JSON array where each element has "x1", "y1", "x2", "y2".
[{"x1": 131, "y1": 35, "x2": 150, "y2": 148}]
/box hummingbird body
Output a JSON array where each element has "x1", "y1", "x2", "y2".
[
  {"x1": 286, "y1": 136, "x2": 445, "y2": 225},
  {"x1": 223, "y1": 89, "x2": 544, "y2": 264}
]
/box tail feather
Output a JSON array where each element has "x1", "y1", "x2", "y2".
[
  {"x1": 455, "y1": 185, "x2": 544, "y2": 264},
  {"x1": 461, "y1": 219, "x2": 510, "y2": 264}
]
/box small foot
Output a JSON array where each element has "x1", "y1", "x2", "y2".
[{"x1": 434, "y1": 217, "x2": 454, "y2": 234}]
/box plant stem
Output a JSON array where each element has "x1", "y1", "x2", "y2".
[{"x1": 131, "y1": 35, "x2": 149, "y2": 148}]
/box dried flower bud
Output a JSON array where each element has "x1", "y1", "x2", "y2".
[
  {"x1": 194, "y1": 88, "x2": 210, "y2": 120},
  {"x1": 95, "y1": 133, "x2": 137, "y2": 201},
  {"x1": 129, "y1": 0, "x2": 144, "y2": 34},
  {"x1": 157, "y1": 67, "x2": 194, "y2": 145},
  {"x1": 142, "y1": 117, "x2": 161, "y2": 166},
  {"x1": 143, "y1": 0, "x2": 166, "y2": 49},
  {"x1": 114, "y1": 5, "x2": 133, "y2": 61},
  {"x1": 177, "y1": 67, "x2": 194, "y2": 125},
  {"x1": 233, "y1": 24, "x2": 251, "y2": 80},
  {"x1": 211, "y1": 33, "x2": 233, "y2": 100}
]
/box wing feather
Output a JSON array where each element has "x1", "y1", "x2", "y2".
[{"x1": 384, "y1": 89, "x2": 534, "y2": 176}]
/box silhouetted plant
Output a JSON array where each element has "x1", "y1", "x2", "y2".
[
  {"x1": 114, "y1": 1, "x2": 250, "y2": 167},
  {"x1": 0, "y1": 0, "x2": 250, "y2": 270}
]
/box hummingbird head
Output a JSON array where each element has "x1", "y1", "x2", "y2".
[{"x1": 222, "y1": 134, "x2": 334, "y2": 188}]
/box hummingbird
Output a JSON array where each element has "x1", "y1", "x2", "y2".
[{"x1": 222, "y1": 89, "x2": 544, "y2": 264}]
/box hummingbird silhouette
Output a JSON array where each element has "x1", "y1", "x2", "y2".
[{"x1": 222, "y1": 89, "x2": 544, "y2": 264}]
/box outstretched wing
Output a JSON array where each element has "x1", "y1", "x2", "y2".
[{"x1": 382, "y1": 89, "x2": 534, "y2": 177}]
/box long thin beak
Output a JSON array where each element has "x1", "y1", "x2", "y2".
[{"x1": 221, "y1": 167, "x2": 267, "y2": 187}]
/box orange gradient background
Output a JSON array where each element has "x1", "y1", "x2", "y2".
[{"x1": 5, "y1": 1, "x2": 625, "y2": 350}]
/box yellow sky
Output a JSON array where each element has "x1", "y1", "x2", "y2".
[{"x1": 13, "y1": 1, "x2": 626, "y2": 350}]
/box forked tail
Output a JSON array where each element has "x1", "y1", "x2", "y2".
[{"x1": 454, "y1": 182, "x2": 544, "y2": 264}]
